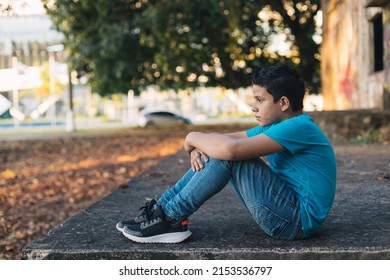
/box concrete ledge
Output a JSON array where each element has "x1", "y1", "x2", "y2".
[
  {"x1": 22, "y1": 145, "x2": 390, "y2": 260},
  {"x1": 309, "y1": 110, "x2": 390, "y2": 143}
]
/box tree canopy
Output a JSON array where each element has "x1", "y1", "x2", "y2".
[{"x1": 43, "y1": 0, "x2": 321, "y2": 95}]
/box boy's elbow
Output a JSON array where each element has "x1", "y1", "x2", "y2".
[
  {"x1": 224, "y1": 140, "x2": 256, "y2": 161},
  {"x1": 223, "y1": 141, "x2": 241, "y2": 161}
]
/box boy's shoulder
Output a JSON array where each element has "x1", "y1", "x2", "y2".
[
  {"x1": 246, "y1": 113, "x2": 320, "y2": 138},
  {"x1": 264, "y1": 113, "x2": 334, "y2": 157},
  {"x1": 264, "y1": 113, "x2": 329, "y2": 143},
  {"x1": 269, "y1": 113, "x2": 314, "y2": 131}
]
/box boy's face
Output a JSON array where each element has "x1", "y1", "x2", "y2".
[{"x1": 252, "y1": 85, "x2": 283, "y2": 126}]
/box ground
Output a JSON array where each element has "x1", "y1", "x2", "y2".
[{"x1": 0, "y1": 123, "x2": 252, "y2": 260}]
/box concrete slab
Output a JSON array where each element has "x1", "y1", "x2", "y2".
[{"x1": 21, "y1": 145, "x2": 390, "y2": 260}]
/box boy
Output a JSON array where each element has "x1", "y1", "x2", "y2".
[{"x1": 117, "y1": 65, "x2": 337, "y2": 243}]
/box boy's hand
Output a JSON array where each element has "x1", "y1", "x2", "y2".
[{"x1": 190, "y1": 149, "x2": 209, "y2": 172}]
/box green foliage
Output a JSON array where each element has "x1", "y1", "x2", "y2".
[
  {"x1": 43, "y1": 0, "x2": 321, "y2": 96},
  {"x1": 350, "y1": 129, "x2": 381, "y2": 144},
  {"x1": 140, "y1": 0, "x2": 271, "y2": 91},
  {"x1": 260, "y1": 0, "x2": 321, "y2": 93},
  {"x1": 43, "y1": 0, "x2": 154, "y2": 95}
]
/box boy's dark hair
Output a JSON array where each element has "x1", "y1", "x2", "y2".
[{"x1": 251, "y1": 65, "x2": 305, "y2": 112}]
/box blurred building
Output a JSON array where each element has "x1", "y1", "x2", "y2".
[
  {"x1": 0, "y1": 2, "x2": 67, "y2": 121},
  {"x1": 0, "y1": 4, "x2": 63, "y2": 69},
  {"x1": 321, "y1": 0, "x2": 390, "y2": 110}
]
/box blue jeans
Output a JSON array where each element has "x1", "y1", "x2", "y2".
[{"x1": 157, "y1": 157, "x2": 305, "y2": 240}]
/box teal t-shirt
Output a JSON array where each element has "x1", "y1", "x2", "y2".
[{"x1": 246, "y1": 113, "x2": 336, "y2": 237}]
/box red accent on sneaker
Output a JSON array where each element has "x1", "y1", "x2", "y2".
[{"x1": 181, "y1": 219, "x2": 190, "y2": 225}]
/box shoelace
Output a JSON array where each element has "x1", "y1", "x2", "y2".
[
  {"x1": 138, "y1": 200, "x2": 156, "y2": 220},
  {"x1": 138, "y1": 201, "x2": 150, "y2": 213}
]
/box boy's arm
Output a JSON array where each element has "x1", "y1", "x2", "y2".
[
  {"x1": 184, "y1": 130, "x2": 246, "y2": 155},
  {"x1": 224, "y1": 131, "x2": 248, "y2": 139},
  {"x1": 184, "y1": 131, "x2": 284, "y2": 161},
  {"x1": 187, "y1": 131, "x2": 245, "y2": 171}
]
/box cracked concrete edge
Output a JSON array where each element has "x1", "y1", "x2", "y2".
[{"x1": 22, "y1": 247, "x2": 390, "y2": 260}]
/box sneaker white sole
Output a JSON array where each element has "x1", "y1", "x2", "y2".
[
  {"x1": 123, "y1": 230, "x2": 192, "y2": 243},
  {"x1": 116, "y1": 223, "x2": 124, "y2": 232}
]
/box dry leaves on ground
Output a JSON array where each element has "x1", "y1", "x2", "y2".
[
  {"x1": 0, "y1": 123, "x2": 252, "y2": 259},
  {"x1": 0, "y1": 126, "x2": 188, "y2": 259}
]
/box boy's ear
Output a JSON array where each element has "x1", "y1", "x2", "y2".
[{"x1": 279, "y1": 96, "x2": 290, "y2": 112}]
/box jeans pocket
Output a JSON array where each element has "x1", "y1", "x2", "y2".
[{"x1": 253, "y1": 205, "x2": 290, "y2": 239}]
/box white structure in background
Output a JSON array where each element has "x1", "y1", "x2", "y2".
[
  {"x1": 0, "y1": 0, "x2": 69, "y2": 127},
  {"x1": 0, "y1": 1, "x2": 62, "y2": 58},
  {"x1": 0, "y1": 93, "x2": 12, "y2": 115},
  {"x1": 225, "y1": 90, "x2": 252, "y2": 115},
  {"x1": 0, "y1": 57, "x2": 43, "y2": 124}
]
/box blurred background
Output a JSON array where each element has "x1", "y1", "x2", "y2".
[
  {"x1": 0, "y1": 0, "x2": 389, "y2": 260},
  {"x1": 0, "y1": 0, "x2": 388, "y2": 134}
]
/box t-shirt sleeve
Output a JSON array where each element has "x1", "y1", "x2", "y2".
[
  {"x1": 262, "y1": 118, "x2": 309, "y2": 153},
  {"x1": 246, "y1": 126, "x2": 264, "y2": 137}
]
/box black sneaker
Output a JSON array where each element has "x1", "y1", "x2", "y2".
[
  {"x1": 116, "y1": 199, "x2": 157, "y2": 232},
  {"x1": 123, "y1": 205, "x2": 192, "y2": 243}
]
